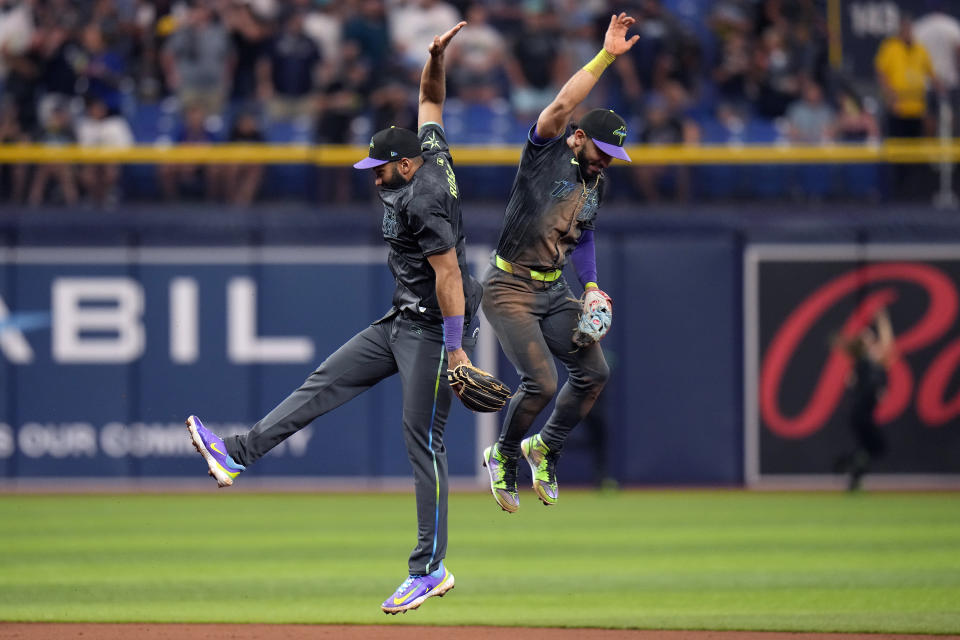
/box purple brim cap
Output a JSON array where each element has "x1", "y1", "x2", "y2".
[
  {"x1": 592, "y1": 138, "x2": 631, "y2": 162},
  {"x1": 353, "y1": 156, "x2": 390, "y2": 169}
]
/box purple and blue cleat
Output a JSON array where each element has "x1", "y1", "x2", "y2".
[
  {"x1": 186, "y1": 415, "x2": 245, "y2": 488},
  {"x1": 381, "y1": 563, "x2": 455, "y2": 614}
]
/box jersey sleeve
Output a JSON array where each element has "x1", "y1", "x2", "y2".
[
  {"x1": 520, "y1": 123, "x2": 564, "y2": 167},
  {"x1": 408, "y1": 124, "x2": 459, "y2": 255},
  {"x1": 419, "y1": 122, "x2": 450, "y2": 159}
]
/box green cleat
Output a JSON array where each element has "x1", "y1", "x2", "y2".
[
  {"x1": 521, "y1": 433, "x2": 558, "y2": 505},
  {"x1": 481, "y1": 443, "x2": 519, "y2": 513}
]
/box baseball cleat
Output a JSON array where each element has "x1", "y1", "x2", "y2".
[
  {"x1": 381, "y1": 564, "x2": 455, "y2": 614},
  {"x1": 186, "y1": 415, "x2": 245, "y2": 488},
  {"x1": 521, "y1": 433, "x2": 558, "y2": 505},
  {"x1": 481, "y1": 443, "x2": 519, "y2": 513}
]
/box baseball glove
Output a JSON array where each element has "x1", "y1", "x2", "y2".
[
  {"x1": 572, "y1": 288, "x2": 613, "y2": 347},
  {"x1": 448, "y1": 363, "x2": 512, "y2": 413}
]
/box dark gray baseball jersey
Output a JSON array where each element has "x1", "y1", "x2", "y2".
[
  {"x1": 495, "y1": 126, "x2": 606, "y2": 272},
  {"x1": 380, "y1": 123, "x2": 482, "y2": 323}
]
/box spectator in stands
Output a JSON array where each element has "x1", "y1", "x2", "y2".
[
  {"x1": 223, "y1": 109, "x2": 264, "y2": 207},
  {"x1": 447, "y1": 3, "x2": 510, "y2": 104},
  {"x1": 914, "y1": 4, "x2": 960, "y2": 137},
  {"x1": 315, "y1": 42, "x2": 370, "y2": 203},
  {"x1": 633, "y1": 85, "x2": 700, "y2": 203},
  {"x1": 785, "y1": 77, "x2": 834, "y2": 144},
  {"x1": 830, "y1": 88, "x2": 881, "y2": 201},
  {"x1": 158, "y1": 102, "x2": 223, "y2": 202},
  {"x1": 621, "y1": 0, "x2": 698, "y2": 106},
  {"x1": 342, "y1": 0, "x2": 391, "y2": 86},
  {"x1": 875, "y1": 12, "x2": 941, "y2": 139},
  {"x1": 127, "y1": 0, "x2": 175, "y2": 102},
  {"x1": 0, "y1": 0, "x2": 35, "y2": 97},
  {"x1": 710, "y1": 0, "x2": 753, "y2": 40},
  {"x1": 316, "y1": 42, "x2": 369, "y2": 143},
  {"x1": 507, "y1": 6, "x2": 570, "y2": 120},
  {"x1": 28, "y1": 99, "x2": 79, "y2": 207},
  {"x1": 257, "y1": 8, "x2": 321, "y2": 124},
  {"x1": 746, "y1": 25, "x2": 801, "y2": 119},
  {"x1": 161, "y1": 4, "x2": 229, "y2": 114},
  {"x1": 76, "y1": 22, "x2": 127, "y2": 116},
  {"x1": 830, "y1": 88, "x2": 879, "y2": 143},
  {"x1": 76, "y1": 94, "x2": 134, "y2": 208},
  {"x1": 0, "y1": 98, "x2": 30, "y2": 204},
  {"x1": 875, "y1": 12, "x2": 942, "y2": 199},
  {"x1": 296, "y1": 0, "x2": 342, "y2": 80},
  {"x1": 1, "y1": 5, "x2": 42, "y2": 137},
  {"x1": 388, "y1": 0, "x2": 461, "y2": 73},
  {"x1": 35, "y1": 12, "x2": 83, "y2": 123},
  {"x1": 224, "y1": 0, "x2": 269, "y2": 110},
  {"x1": 712, "y1": 31, "x2": 752, "y2": 110},
  {"x1": 368, "y1": 77, "x2": 417, "y2": 133}
]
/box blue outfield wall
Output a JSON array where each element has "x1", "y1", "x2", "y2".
[{"x1": 1, "y1": 205, "x2": 959, "y2": 486}]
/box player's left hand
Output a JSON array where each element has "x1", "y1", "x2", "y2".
[
  {"x1": 573, "y1": 288, "x2": 613, "y2": 347},
  {"x1": 602, "y1": 13, "x2": 640, "y2": 57},
  {"x1": 429, "y1": 21, "x2": 467, "y2": 57},
  {"x1": 447, "y1": 348, "x2": 470, "y2": 370}
]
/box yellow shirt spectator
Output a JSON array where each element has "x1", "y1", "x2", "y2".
[{"x1": 875, "y1": 36, "x2": 935, "y2": 118}]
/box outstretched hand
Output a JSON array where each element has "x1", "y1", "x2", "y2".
[
  {"x1": 603, "y1": 12, "x2": 639, "y2": 56},
  {"x1": 429, "y1": 21, "x2": 467, "y2": 57}
]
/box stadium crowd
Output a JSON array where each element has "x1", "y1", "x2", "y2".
[{"x1": 0, "y1": 0, "x2": 957, "y2": 206}]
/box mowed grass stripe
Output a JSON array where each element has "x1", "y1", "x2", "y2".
[{"x1": 0, "y1": 491, "x2": 957, "y2": 632}]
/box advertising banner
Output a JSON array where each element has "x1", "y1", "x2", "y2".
[
  {"x1": 0, "y1": 247, "x2": 497, "y2": 482},
  {"x1": 745, "y1": 244, "x2": 960, "y2": 487}
]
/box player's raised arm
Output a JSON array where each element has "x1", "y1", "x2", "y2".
[
  {"x1": 535, "y1": 12, "x2": 638, "y2": 139},
  {"x1": 419, "y1": 21, "x2": 467, "y2": 130}
]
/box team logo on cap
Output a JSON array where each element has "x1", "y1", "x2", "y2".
[
  {"x1": 612, "y1": 125, "x2": 627, "y2": 145},
  {"x1": 369, "y1": 139, "x2": 375, "y2": 149}
]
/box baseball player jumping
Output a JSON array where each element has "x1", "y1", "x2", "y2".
[
  {"x1": 186, "y1": 22, "x2": 482, "y2": 615},
  {"x1": 480, "y1": 13, "x2": 638, "y2": 512}
]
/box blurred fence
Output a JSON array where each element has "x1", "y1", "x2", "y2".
[{"x1": 1, "y1": 140, "x2": 959, "y2": 206}]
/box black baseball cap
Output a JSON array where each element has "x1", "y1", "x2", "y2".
[
  {"x1": 353, "y1": 126, "x2": 423, "y2": 169},
  {"x1": 578, "y1": 108, "x2": 631, "y2": 162}
]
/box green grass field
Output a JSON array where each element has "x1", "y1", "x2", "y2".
[{"x1": 1, "y1": 490, "x2": 958, "y2": 633}]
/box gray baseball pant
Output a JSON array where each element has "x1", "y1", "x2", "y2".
[
  {"x1": 225, "y1": 310, "x2": 475, "y2": 576},
  {"x1": 481, "y1": 265, "x2": 609, "y2": 460}
]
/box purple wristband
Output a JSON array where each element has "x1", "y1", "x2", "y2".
[
  {"x1": 443, "y1": 315, "x2": 464, "y2": 352},
  {"x1": 570, "y1": 229, "x2": 598, "y2": 286}
]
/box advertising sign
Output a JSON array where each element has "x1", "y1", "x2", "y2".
[
  {"x1": 745, "y1": 244, "x2": 960, "y2": 487},
  {"x1": 0, "y1": 247, "x2": 497, "y2": 482}
]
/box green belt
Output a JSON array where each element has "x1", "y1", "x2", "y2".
[{"x1": 495, "y1": 255, "x2": 562, "y2": 282}]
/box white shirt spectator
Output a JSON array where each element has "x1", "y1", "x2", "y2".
[
  {"x1": 0, "y1": 0, "x2": 34, "y2": 80},
  {"x1": 304, "y1": 8, "x2": 342, "y2": 69},
  {"x1": 77, "y1": 115, "x2": 135, "y2": 148},
  {"x1": 388, "y1": 0, "x2": 460, "y2": 69},
  {"x1": 914, "y1": 12, "x2": 960, "y2": 89}
]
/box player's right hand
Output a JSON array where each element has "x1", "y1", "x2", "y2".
[
  {"x1": 603, "y1": 13, "x2": 640, "y2": 56},
  {"x1": 430, "y1": 21, "x2": 467, "y2": 57}
]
